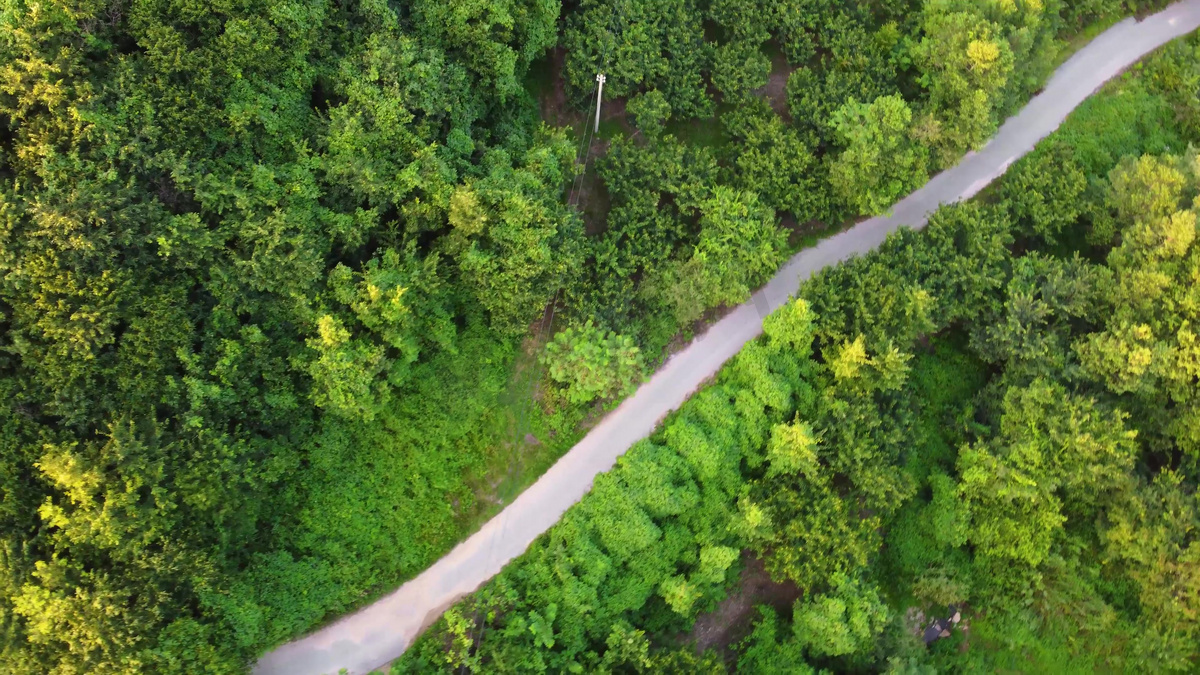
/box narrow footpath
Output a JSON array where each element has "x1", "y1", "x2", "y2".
[{"x1": 255, "y1": 4, "x2": 1200, "y2": 673}]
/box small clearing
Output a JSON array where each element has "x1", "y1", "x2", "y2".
[
  {"x1": 687, "y1": 553, "x2": 802, "y2": 658},
  {"x1": 756, "y1": 41, "x2": 795, "y2": 119}
]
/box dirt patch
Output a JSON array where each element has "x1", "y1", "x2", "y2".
[
  {"x1": 538, "y1": 47, "x2": 575, "y2": 128},
  {"x1": 600, "y1": 96, "x2": 630, "y2": 127},
  {"x1": 687, "y1": 553, "x2": 802, "y2": 658},
  {"x1": 755, "y1": 44, "x2": 795, "y2": 120},
  {"x1": 779, "y1": 213, "x2": 816, "y2": 249},
  {"x1": 570, "y1": 161, "x2": 611, "y2": 235}
]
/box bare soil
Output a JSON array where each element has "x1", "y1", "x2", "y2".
[
  {"x1": 537, "y1": 47, "x2": 575, "y2": 128},
  {"x1": 756, "y1": 45, "x2": 795, "y2": 119},
  {"x1": 779, "y1": 213, "x2": 830, "y2": 249},
  {"x1": 686, "y1": 553, "x2": 802, "y2": 659}
]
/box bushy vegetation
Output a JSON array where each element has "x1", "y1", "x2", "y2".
[
  {"x1": 0, "y1": 0, "x2": 578, "y2": 671},
  {"x1": 562, "y1": 0, "x2": 1177, "y2": 359},
  {"x1": 0, "y1": 0, "x2": 1183, "y2": 672},
  {"x1": 397, "y1": 31, "x2": 1200, "y2": 674}
]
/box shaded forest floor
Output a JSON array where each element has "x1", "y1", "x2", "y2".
[
  {"x1": 757, "y1": 40, "x2": 792, "y2": 118},
  {"x1": 684, "y1": 554, "x2": 802, "y2": 661}
]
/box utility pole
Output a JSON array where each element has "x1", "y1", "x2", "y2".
[{"x1": 594, "y1": 73, "x2": 606, "y2": 133}]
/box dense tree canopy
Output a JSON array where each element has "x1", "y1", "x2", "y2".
[
  {"x1": 829, "y1": 94, "x2": 928, "y2": 215},
  {"x1": 400, "y1": 28, "x2": 1200, "y2": 675},
  {"x1": 0, "y1": 0, "x2": 1188, "y2": 672},
  {"x1": 0, "y1": 0, "x2": 578, "y2": 670}
]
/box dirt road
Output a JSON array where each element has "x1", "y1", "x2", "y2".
[{"x1": 255, "y1": 4, "x2": 1200, "y2": 673}]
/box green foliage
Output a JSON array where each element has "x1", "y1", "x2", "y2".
[
  {"x1": 736, "y1": 607, "x2": 815, "y2": 675},
  {"x1": 792, "y1": 575, "x2": 890, "y2": 659},
  {"x1": 626, "y1": 89, "x2": 672, "y2": 138},
  {"x1": 801, "y1": 201, "x2": 1012, "y2": 352},
  {"x1": 563, "y1": 0, "x2": 713, "y2": 118},
  {"x1": 969, "y1": 253, "x2": 1106, "y2": 384},
  {"x1": 1101, "y1": 471, "x2": 1200, "y2": 670},
  {"x1": 569, "y1": 0, "x2": 1127, "y2": 358},
  {"x1": 1003, "y1": 142, "x2": 1089, "y2": 244},
  {"x1": 542, "y1": 321, "x2": 644, "y2": 405},
  {"x1": 722, "y1": 97, "x2": 833, "y2": 222},
  {"x1": 649, "y1": 187, "x2": 787, "y2": 326},
  {"x1": 708, "y1": 0, "x2": 773, "y2": 45},
  {"x1": 785, "y1": 16, "x2": 903, "y2": 147},
  {"x1": 743, "y1": 332, "x2": 917, "y2": 591},
  {"x1": 1140, "y1": 31, "x2": 1200, "y2": 140},
  {"x1": 959, "y1": 380, "x2": 1138, "y2": 571},
  {"x1": 712, "y1": 41, "x2": 771, "y2": 98},
  {"x1": 1042, "y1": 71, "x2": 1181, "y2": 182},
  {"x1": 447, "y1": 134, "x2": 587, "y2": 336},
  {"x1": 913, "y1": 3, "x2": 1015, "y2": 164},
  {"x1": 575, "y1": 131, "x2": 718, "y2": 340},
  {"x1": 307, "y1": 315, "x2": 391, "y2": 421},
  {"x1": 829, "y1": 94, "x2": 928, "y2": 215},
  {"x1": 765, "y1": 420, "x2": 819, "y2": 478},
  {"x1": 0, "y1": 0, "x2": 1187, "y2": 671},
  {"x1": 1076, "y1": 150, "x2": 1200, "y2": 458}
]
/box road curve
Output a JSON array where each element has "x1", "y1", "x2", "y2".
[{"x1": 255, "y1": 4, "x2": 1200, "y2": 673}]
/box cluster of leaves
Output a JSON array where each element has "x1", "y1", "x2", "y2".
[
  {"x1": 541, "y1": 321, "x2": 643, "y2": 404},
  {"x1": 399, "y1": 32, "x2": 1200, "y2": 674}
]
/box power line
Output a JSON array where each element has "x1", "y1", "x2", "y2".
[
  {"x1": 568, "y1": 128, "x2": 596, "y2": 207},
  {"x1": 567, "y1": 84, "x2": 598, "y2": 207},
  {"x1": 459, "y1": 8, "x2": 629, "y2": 670},
  {"x1": 519, "y1": 288, "x2": 559, "y2": 439},
  {"x1": 568, "y1": 0, "x2": 628, "y2": 208}
]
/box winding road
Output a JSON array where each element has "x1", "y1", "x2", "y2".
[{"x1": 255, "y1": 4, "x2": 1200, "y2": 673}]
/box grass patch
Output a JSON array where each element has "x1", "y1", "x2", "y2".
[
  {"x1": 523, "y1": 53, "x2": 557, "y2": 101},
  {"x1": 1051, "y1": 69, "x2": 1182, "y2": 178},
  {"x1": 468, "y1": 334, "x2": 587, "y2": 511},
  {"x1": 663, "y1": 106, "x2": 733, "y2": 153}
]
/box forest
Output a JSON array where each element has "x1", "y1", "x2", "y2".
[
  {"x1": 398, "y1": 27, "x2": 1200, "y2": 674},
  {"x1": 0, "y1": 0, "x2": 1189, "y2": 673}
]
